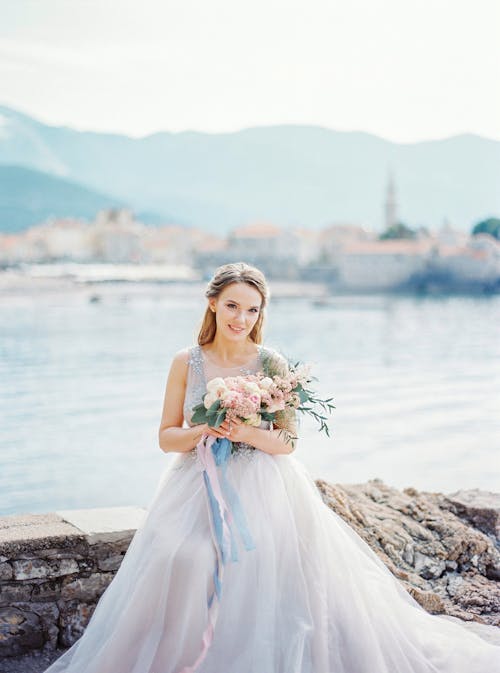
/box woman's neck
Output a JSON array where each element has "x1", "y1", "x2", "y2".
[{"x1": 202, "y1": 336, "x2": 258, "y2": 366}]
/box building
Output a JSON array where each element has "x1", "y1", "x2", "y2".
[
  {"x1": 90, "y1": 209, "x2": 147, "y2": 263},
  {"x1": 336, "y1": 239, "x2": 435, "y2": 291},
  {"x1": 318, "y1": 223, "x2": 374, "y2": 264},
  {"x1": 384, "y1": 171, "x2": 398, "y2": 231},
  {"x1": 196, "y1": 222, "x2": 302, "y2": 279},
  {"x1": 430, "y1": 234, "x2": 500, "y2": 288}
]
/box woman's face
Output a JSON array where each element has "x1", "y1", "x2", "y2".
[{"x1": 209, "y1": 282, "x2": 262, "y2": 340}]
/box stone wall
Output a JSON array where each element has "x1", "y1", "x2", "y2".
[
  {"x1": 0, "y1": 506, "x2": 146, "y2": 660},
  {"x1": 1, "y1": 482, "x2": 499, "y2": 663}
]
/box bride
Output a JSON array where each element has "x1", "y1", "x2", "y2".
[{"x1": 44, "y1": 262, "x2": 499, "y2": 672}]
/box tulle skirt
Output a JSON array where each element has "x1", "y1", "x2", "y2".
[{"x1": 44, "y1": 448, "x2": 500, "y2": 673}]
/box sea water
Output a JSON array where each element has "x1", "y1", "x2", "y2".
[{"x1": 1, "y1": 282, "x2": 499, "y2": 515}]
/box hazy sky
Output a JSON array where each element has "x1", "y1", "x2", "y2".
[{"x1": 1, "y1": 0, "x2": 499, "y2": 142}]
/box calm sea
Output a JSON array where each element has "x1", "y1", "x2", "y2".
[{"x1": 1, "y1": 282, "x2": 499, "y2": 516}]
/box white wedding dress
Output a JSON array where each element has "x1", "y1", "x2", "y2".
[{"x1": 43, "y1": 344, "x2": 500, "y2": 673}]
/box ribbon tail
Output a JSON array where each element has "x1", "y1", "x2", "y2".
[
  {"x1": 179, "y1": 434, "x2": 225, "y2": 673},
  {"x1": 220, "y1": 460, "x2": 256, "y2": 552},
  {"x1": 200, "y1": 435, "x2": 233, "y2": 563},
  {"x1": 179, "y1": 433, "x2": 256, "y2": 672}
]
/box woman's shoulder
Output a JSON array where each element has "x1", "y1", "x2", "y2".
[
  {"x1": 168, "y1": 346, "x2": 200, "y2": 385},
  {"x1": 259, "y1": 343, "x2": 287, "y2": 357},
  {"x1": 259, "y1": 344, "x2": 290, "y2": 373},
  {"x1": 170, "y1": 346, "x2": 198, "y2": 369}
]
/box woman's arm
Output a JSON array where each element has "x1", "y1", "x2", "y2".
[
  {"x1": 158, "y1": 349, "x2": 232, "y2": 453},
  {"x1": 243, "y1": 424, "x2": 297, "y2": 455},
  {"x1": 158, "y1": 349, "x2": 198, "y2": 453},
  {"x1": 160, "y1": 423, "x2": 208, "y2": 454}
]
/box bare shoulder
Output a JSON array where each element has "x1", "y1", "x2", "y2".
[
  {"x1": 172, "y1": 347, "x2": 191, "y2": 365},
  {"x1": 158, "y1": 347, "x2": 192, "y2": 434},
  {"x1": 167, "y1": 347, "x2": 191, "y2": 382}
]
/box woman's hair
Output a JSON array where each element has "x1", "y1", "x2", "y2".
[{"x1": 197, "y1": 262, "x2": 270, "y2": 345}]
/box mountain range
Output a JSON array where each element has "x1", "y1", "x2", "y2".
[{"x1": 0, "y1": 105, "x2": 499, "y2": 234}]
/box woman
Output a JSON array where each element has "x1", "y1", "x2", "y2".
[{"x1": 45, "y1": 262, "x2": 499, "y2": 673}]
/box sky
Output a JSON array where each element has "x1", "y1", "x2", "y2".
[{"x1": 0, "y1": 0, "x2": 499, "y2": 143}]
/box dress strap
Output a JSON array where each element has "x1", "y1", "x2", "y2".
[{"x1": 188, "y1": 345, "x2": 204, "y2": 378}]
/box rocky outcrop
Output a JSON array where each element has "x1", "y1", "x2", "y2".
[{"x1": 316, "y1": 478, "x2": 500, "y2": 626}]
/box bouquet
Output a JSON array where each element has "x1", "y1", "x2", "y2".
[{"x1": 191, "y1": 350, "x2": 335, "y2": 452}]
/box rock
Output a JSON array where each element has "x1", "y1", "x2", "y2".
[
  {"x1": 315, "y1": 478, "x2": 500, "y2": 626},
  {"x1": 97, "y1": 553, "x2": 125, "y2": 572},
  {"x1": 0, "y1": 645, "x2": 69, "y2": 673},
  {"x1": 0, "y1": 607, "x2": 44, "y2": 658},
  {"x1": 0, "y1": 582, "x2": 33, "y2": 605},
  {"x1": 0, "y1": 561, "x2": 13, "y2": 580},
  {"x1": 12, "y1": 558, "x2": 79, "y2": 581},
  {"x1": 413, "y1": 551, "x2": 446, "y2": 579},
  {"x1": 58, "y1": 601, "x2": 97, "y2": 647},
  {"x1": 443, "y1": 489, "x2": 500, "y2": 540},
  {"x1": 60, "y1": 572, "x2": 113, "y2": 602}
]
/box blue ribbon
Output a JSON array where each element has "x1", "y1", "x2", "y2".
[{"x1": 203, "y1": 437, "x2": 256, "y2": 566}]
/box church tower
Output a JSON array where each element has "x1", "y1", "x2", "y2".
[{"x1": 384, "y1": 170, "x2": 398, "y2": 230}]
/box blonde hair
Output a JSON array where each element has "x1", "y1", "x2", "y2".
[{"x1": 197, "y1": 262, "x2": 270, "y2": 346}]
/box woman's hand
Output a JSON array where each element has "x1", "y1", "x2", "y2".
[
  {"x1": 201, "y1": 418, "x2": 252, "y2": 444},
  {"x1": 220, "y1": 417, "x2": 252, "y2": 443}
]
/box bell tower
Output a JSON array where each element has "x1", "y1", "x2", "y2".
[{"x1": 384, "y1": 170, "x2": 398, "y2": 230}]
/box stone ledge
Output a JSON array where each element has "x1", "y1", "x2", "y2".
[
  {"x1": 55, "y1": 506, "x2": 147, "y2": 544},
  {"x1": 0, "y1": 513, "x2": 83, "y2": 557}
]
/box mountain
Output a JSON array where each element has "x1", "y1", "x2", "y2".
[
  {"x1": 0, "y1": 165, "x2": 126, "y2": 233},
  {"x1": 0, "y1": 105, "x2": 499, "y2": 233},
  {"x1": 0, "y1": 164, "x2": 173, "y2": 233}
]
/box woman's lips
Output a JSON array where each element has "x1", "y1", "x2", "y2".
[{"x1": 228, "y1": 325, "x2": 245, "y2": 333}]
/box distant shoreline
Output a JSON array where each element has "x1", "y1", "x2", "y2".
[
  {"x1": 0, "y1": 263, "x2": 329, "y2": 299},
  {"x1": 1, "y1": 263, "x2": 498, "y2": 299},
  {"x1": 0, "y1": 267, "x2": 328, "y2": 300}
]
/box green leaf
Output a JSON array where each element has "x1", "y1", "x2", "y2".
[
  {"x1": 298, "y1": 389, "x2": 309, "y2": 403},
  {"x1": 213, "y1": 409, "x2": 226, "y2": 428},
  {"x1": 191, "y1": 406, "x2": 208, "y2": 424},
  {"x1": 208, "y1": 399, "x2": 221, "y2": 413}
]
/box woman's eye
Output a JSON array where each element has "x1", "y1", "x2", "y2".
[{"x1": 226, "y1": 303, "x2": 258, "y2": 313}]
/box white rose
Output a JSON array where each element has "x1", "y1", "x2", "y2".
[
  {"x1": 243, "y1": 381, "x2": 261, "y2": 395},
  {"x1": 259, "y1": 377, "x2": 274, "y2": 390},
  {"x1": 204, "y1": 391, "x2": 219, "y2": 409},
  {"x1": 206, "y1": 377, "x2": 227, "y2": 394}
]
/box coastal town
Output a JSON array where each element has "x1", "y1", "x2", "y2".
[
  {"x1": 2, "y1": 211, "x2": 499, "y2": 294},
  {"x1": 1, "y1": 177, "x2": 499, "y2": 294}
]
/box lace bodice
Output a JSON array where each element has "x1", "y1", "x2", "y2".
[{"x1": 182, "y1": 343, "x2": 273, "y2": 457}]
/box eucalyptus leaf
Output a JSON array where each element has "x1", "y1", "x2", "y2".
[{"x1": 191, "y1": 407, "x2": 207, "y2": 424}]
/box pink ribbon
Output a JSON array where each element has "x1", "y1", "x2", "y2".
[{"x1": 178, "y1": 434, "x2": 239, "y2": 673}]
